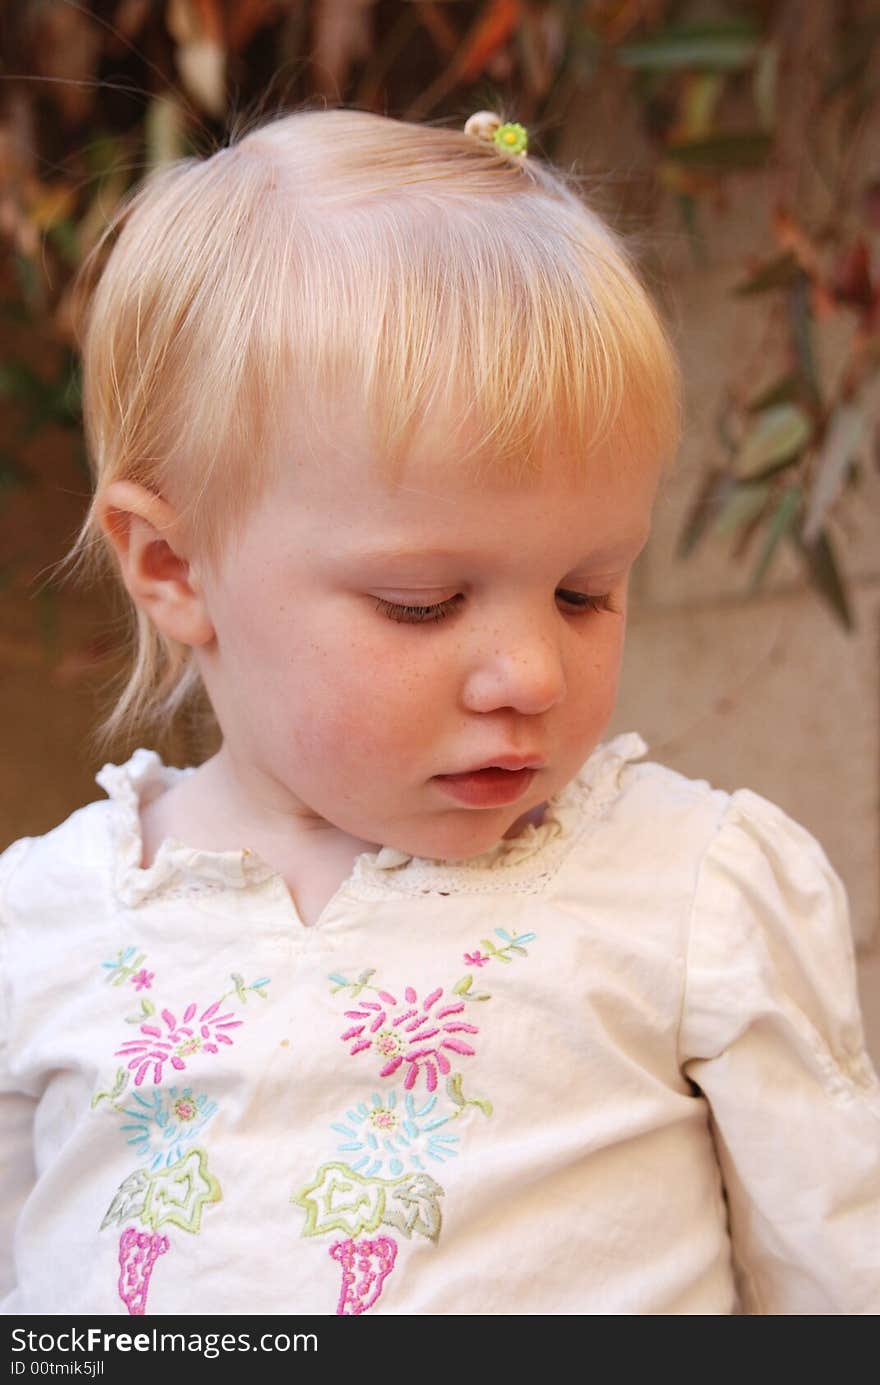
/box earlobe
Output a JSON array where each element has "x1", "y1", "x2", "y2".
[{"x1": 96, "y1": 480, "x2": 215, "y2": 647}]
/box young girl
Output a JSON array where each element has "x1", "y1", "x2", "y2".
[{"x1": 1, "y1": 107, "x2": 878, "y2": 1318}]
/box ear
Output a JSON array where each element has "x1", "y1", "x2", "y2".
[{"x1": 96, "y1": 480, "x2": 215, "y2": 647}]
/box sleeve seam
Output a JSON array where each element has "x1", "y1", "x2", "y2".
[{"x1": 675, "y1": 793, "x2": 735, "y2": 1074}]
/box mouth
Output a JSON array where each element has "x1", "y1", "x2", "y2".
[{"x1": 432, "y1": 765, "x2": 538, "y2": 807}]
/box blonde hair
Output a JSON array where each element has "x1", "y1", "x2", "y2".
[{"x1": 64, "y1": 105, "x2": 683, "y2": 757}]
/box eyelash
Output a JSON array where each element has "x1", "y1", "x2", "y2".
[{"x1": 373, "y1": 591, "x2": 621, "y2": 624}]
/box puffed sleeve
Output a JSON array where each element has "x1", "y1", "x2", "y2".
[
  {"x1": 0, "y1": 837, "x2": 39, "y2": 1303},
  {"x1": 678, "y1": 788, "x2": 880, "y2": 1315}
]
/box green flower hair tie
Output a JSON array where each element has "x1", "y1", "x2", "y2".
[
  {"x1": 494, "y1": 122, "x2": 528, "y2": 156},
  {"x1": 464, "y1": 111, "x2": 528, "y2": 159}
]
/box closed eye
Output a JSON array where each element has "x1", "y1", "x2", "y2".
[{"x1": 373, "y1": 592, "x2": 621, "y2": 624}]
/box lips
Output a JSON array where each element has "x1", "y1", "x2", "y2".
[
  {"x1": 433, "y1": 766, "x2": 537, "y2": 807},
  {"x1": 447, "y1": 754, "x2": 545, "y2": 774}
]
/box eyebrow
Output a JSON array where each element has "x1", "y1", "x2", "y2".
[{"x1": 346, "y1": 537, "x2": 649, "y2": 566}]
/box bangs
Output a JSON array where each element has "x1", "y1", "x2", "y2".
[{"x1": 68, "y1": 107, "x2": 682, "y2": 751}]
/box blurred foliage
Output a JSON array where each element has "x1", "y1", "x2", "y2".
[{"x1": 0, "y1": 0, "x2": 879, "y2": 643}]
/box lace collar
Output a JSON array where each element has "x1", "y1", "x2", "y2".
[{"x1": 96, "y1": 733, "x2": 648, "y2": 905}]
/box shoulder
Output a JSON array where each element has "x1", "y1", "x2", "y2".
[
  {"x1": 580, "y1": 738, "x2": 734, "y2": 880},
  {"x1": 1, "y1": 797, "x2": 114, "y2": 918}
]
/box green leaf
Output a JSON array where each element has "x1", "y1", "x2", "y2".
[
  {"x1": 733, "y1": 252, "x2": 801, "y2": 297},
  {"x1": 733, "y1": 404, "x2": 812, "y2": 479},
  {"x1": 747, "y1": 486, "x2": 803, "y2": 594},
  {"x1": 802, "y1": 403, "x2": 865, "y2": 545},
  {"x1": 790, "y1": 526, "x2": 854, "y2": 632},
  {"x1": 788, "y1": 276, "x2": 821, "y2": 408},
  {"x1": 453, "y1": 975, "x2": 473, "y2": 995},
  {"x1": 618, "y1": 22, "x2": 760, "y2": 72},
  {"x1": 665, "y1": 132, "x2": 772, "y2": 169},
  {"x1": 753, "y1": 41, "x2": 777, "y2": 130},
  {"x1": 713, "y1": 482, "x2": 771, "y2": 538},
  {"x1": 676, "y1": 467, "x2": 734, "y2": 558},
  {"x1": 746, "y1": 373, "x2": 800, "y2": 413}
]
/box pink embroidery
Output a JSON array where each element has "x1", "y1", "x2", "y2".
[
  {"x1": 464, "y1": 951, "x2": 490, "y2": 968},
  {"x1": 115, "y1": 1001, "x2": 243, "y2": 1086},
  {"x1": 341, "y1": 986, "x2": 479, "y2": 1092},
  {"x1": 330, "y1": 1236, "x2": 397, "y2": 1315},
  {"x1": 131, "y1": 969, "x2": 154, "y2": 991},
  {"x1": 117, "y1": 1226, "x2": 169, "y2": 1315}
]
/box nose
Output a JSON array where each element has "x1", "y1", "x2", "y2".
[{"x1": 460, "y1": 606, "x2": 567, "y2": 715}]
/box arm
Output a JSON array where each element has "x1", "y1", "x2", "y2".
[{"x1": 678, "y1": 789, "x2": 880, "y2": 1314}]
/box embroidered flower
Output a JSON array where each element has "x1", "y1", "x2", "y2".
[
  {"x1": 332, "y1": 1090, "x2": 459, "y2": 1177},
  {"x1": 131, "y1": 969, "x2": 154, "y2": 991},
  {"x1": 464, "y1": 951, "x2": 490, "y2": 968},
  {"x1": 118, "y1": 1085, "x2": 218, "y2": 1171},
  {"x1": 116, "y1": 1001, "x2": 243, "y2": 1086},
  {"x1": 340, "y1": 985, "x2": 479, "y2": 1093}
]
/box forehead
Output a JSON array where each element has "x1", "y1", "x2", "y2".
[{"x1": 256, "y1": 392, "x2": 660, "y2": 566}]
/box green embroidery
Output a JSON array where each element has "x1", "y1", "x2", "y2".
[
  {"x1": 101, "y1": 1148, "x2": 221, "y2": 1234},
  {"x1": 227, "y1": 973, "x2": 271, "y2": 1004},
  {"x1": 294, "y1": 1162, "x2": 384, "y2": 1238},
  {"x1": 452, "y1": 974, "x2": 492, "y2": 1003},
  {"x1": 473, "y1": 928, "x2": 536, "y2": 964},
  {"x1": 327, "y1": 968, "x2": 380, "y2": 1000},
  {"x1": 382, "y1": 1172, "x2": 444, "y2": 1241},
  {"x1": 124, "y1": 998, "x2": 156, "y2": 1025},
  {"x1": 102, "y1": 947, "x2": 147, "y2": 987},
  {"x1": 92, "y1": 1066, "x2": 130, "y2": 1110},
  {"x1": 141, "y1": 1147, "x2": 221, "y2": 1233},
  {"x1": 447, "y1": 1071, "x2": 493, "y2": 1120},
  {"x1": 101, "y1": 1168, "x2": 150, "y2": 1229},
  {"x1": 293, "y1": 1162, "x2": 444, "y2": 1242}
]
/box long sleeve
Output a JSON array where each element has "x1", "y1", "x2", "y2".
[
  {"x1": 0, "y1": 837, "x2": 38, "y2": 1303},
  {"x1": 678, "y1": 788, "x2": 880, "y2": 1315}
]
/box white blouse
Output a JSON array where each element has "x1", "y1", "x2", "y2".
[{"x1": 1, "y1": 732, "x2": 878, "y2": 1316}]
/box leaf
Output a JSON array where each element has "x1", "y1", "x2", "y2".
[
  {"x1": 713, "y1": 481, "x2": 772, "y2": 538},
  {"x1": 293, "y1": 1162, "x2": 385, "y2": 1239},
  {"x1": 753, "y1": 41, "x2": 777, "y2": 130},
  {"x1": 746, "y1": 373, "x2": 800, "y2": 414},
  {"x1": 733, "y1": 404, "x2": 813, "y2": 480},
  {"x1": 665, "y1": 132, "x2": 772, "y2": 169},
  {"x1": 802, "y1": 404, "x2": 865, "y2": 545},
  {"x1": 453, "y1": 975, "x2": 473, "y2": 994},
  {"x1": 747, "y1": 486, "x2": 803, "y2": 594},
  {"x1": 617, "y1": 21, "x2": 760, "y2": 72},
  {"x1": 100, "y1": 1169, "x2": 150, "y2": 1229},
  {"x1": 447, "y1": 1072, "x2": 465, "y2": 1107},
  {"x1": 677, "y1": 72, "x2": 725, "y2": 140},
  {"x1": 145, "y1": 94, "x2": 190, "y2": 169},
  {"x1": 383, "y1": 1172, "x2": 445, "y2": 1242},
  {"x1": 790, "y1": 527, "x2": 854, "y2": 632},
  {"x1": 787, "y1": 276, "x2": 821, "y2": 408},
  {"x1": 676, "y1": 467, "x2": 733, "y2": 558},
  {"x1": 733, "y1": 252, "x2": 802, "y2": 297}
]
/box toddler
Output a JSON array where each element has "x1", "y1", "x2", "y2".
[{"x1": 1, "y1": 107, "x2": 878, "y2": 1317}]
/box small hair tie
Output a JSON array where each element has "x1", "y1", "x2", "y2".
[{"x1": 464, "y1": 111, "x2": 528, "y2": 158}]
